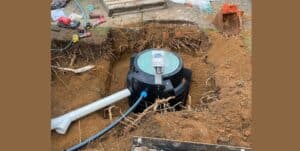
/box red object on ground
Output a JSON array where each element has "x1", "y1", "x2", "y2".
[
  {"x1": 92, "y1": 16, "x2": 106, "y2": 27},
  {"x1": 221, "y1": 4, "x2": 243, "y2": 16},
  {"x1": 57, "y1": 16, "x2": 72, "y2": 25},
  {"x1": 98, "y1": 16, "x2": 106, "y2": 24}
]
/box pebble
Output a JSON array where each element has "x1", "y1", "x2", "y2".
[{"x1": 244, "y1": 130, "x2": 251, "y2": 137}]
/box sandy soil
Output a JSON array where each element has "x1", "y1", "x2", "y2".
[{"x1": 51, "y1": 23, "x2": 251, "y2": 151}]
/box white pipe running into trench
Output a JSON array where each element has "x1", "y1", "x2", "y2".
[{"x1": 51, "y1": 88, "x2": 131, "y2": 134}]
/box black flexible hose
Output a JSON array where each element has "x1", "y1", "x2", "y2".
[{"x1": 66, "y1": 90, "x2": 148, "y2": 151}]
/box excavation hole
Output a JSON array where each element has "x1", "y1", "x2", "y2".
[
  {"x1": 223, "y1": 13, "x2": 240, "y2": 34},
  {"x1": 213, "y1": 12, "x2": 241, "y2": 36},
  {"x1": 50, "y1": 23, "x2": 219, "y2": 151}
]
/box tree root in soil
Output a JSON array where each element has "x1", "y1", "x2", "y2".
[
  {"x1": 120, "y1": 96, "x2": 176, "y2": 133},
  {"x1": 51, "y1": 65, "x2": 95, "y2": 74}
]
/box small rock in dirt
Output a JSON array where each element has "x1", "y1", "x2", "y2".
[
  {"x1": 225, "y1": 127, "x2": 231, "y2": 132},
  {"x1": 217, "y1": 128, "x2": 225, "y2": 133},
  {"x1": 240, "y1": 101, "x2": 248, "y2": 108},
  {"x1": 174, "y1": 120, "x2": 180, "y2": 124},
  {"x1": 201, "y1": 55, "x2": 208, "y2": 64},
  {"x1": 191, "y1": 115, "x2": 201, "y2": 120},
  {"x1": 236, "y1": 80, "x2": 245, "y2": 87},
  {"x1": 225, "y1": 64, "x2": 231, "y2": 69},
  {"x1": 244, "y1": 130, "x2": 251, "y2": 137}
]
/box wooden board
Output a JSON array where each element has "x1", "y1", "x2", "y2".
[
  {"x1": 100, "y1": 0, "x2": 167, "y2": 17},
  {"x1": 132, "y1": 136, "x2": 252, "y2": 151}
]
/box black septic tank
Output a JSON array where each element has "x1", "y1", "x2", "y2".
[{"x1": 127, "y1": 49, "x2": 192, "y2": 112}]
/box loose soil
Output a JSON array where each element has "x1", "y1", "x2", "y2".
[{"x1": 51, "y1": 23, "x2": 251, "y2": 151}]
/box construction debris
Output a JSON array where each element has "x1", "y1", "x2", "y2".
[
  {"x1": 132, "y1": 136, "x2": 252, "y2": 151},
  {"x1": 100, "y1": 0, "x2": 167, "y2": 17}
]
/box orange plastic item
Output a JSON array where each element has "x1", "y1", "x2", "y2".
[{"x1": 221, "y1": 4, "x2": 243, "y2": 16}]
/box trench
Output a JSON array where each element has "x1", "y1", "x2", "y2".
[{"x1": 50, "y1": 23, "x2": 219, "y2": 151}]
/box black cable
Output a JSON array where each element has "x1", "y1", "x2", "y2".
[
  {"x1": 66, "y1": 90, "x2": 148, "y2": 151},
  {"x1": 51, "y1": 40, "x2": 73, "y2": 52}
]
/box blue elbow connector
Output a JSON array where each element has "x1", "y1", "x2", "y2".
[{"x1": 140, "y1": 91, "x2": 147, "y2": 98}]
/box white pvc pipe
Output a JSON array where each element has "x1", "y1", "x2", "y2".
[{"x1": 51, "y1": 88, "x2": 131, "y2": 134}]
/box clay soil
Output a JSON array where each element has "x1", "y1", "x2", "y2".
[{"x1": 51, "y1": 23, "x2": 251, "y2": 151}]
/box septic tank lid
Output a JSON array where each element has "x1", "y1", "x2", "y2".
[{"x1": 136, "y1": 49, "x2": 181, "y2": 75}]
